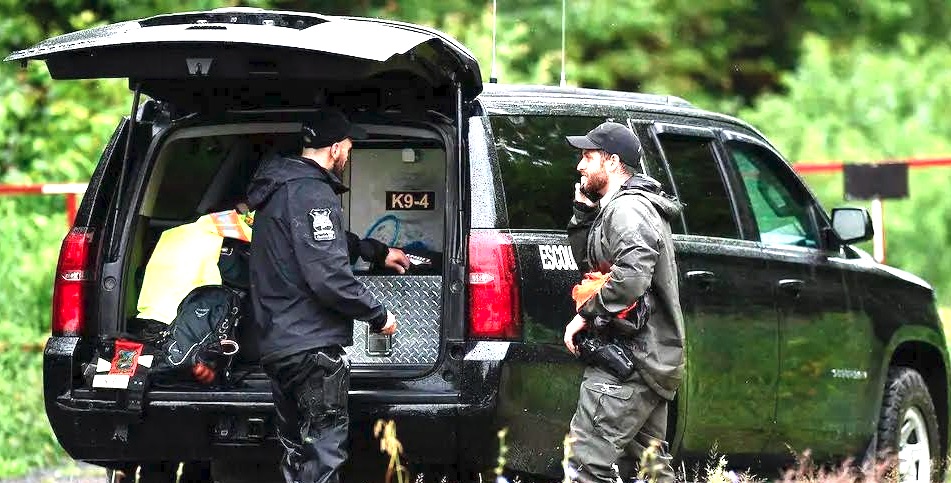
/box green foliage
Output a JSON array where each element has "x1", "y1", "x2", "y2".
[
  {"x1": 0, "y1": 199, "x2": 67, "y2": 333},
  {"x1": 738, "y1": 34, "x2": 951, "y2": 163},
  {"x1": 803, "y1": 0, "x2": 951, "y2": 46},
  {"x1": 0, "y1": 200, "x2": 72, "y2": 479},
  {"x1": 376, "y1": 0, "x2": 951, "y2": 107},
  {"x1": 0, "y1": 57, "x2": 127, "y2": 341},
  {"x1": 0, "y1": 324, "x2": 63, "y2": 477},
  {"x1": 378, "y1": 0, "x2": 806, "y2": 104}
]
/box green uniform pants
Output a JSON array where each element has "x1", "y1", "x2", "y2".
[{"x1": 567, "y1": 366, "x2": 675, "y2": 483}]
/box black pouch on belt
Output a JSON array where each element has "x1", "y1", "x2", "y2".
[
  {"x1": 315, "y1": 351, "x2": 350, "y2": 413},
  {"x1": 573, "y1": 329, "x2": 636, "y2": 380}
]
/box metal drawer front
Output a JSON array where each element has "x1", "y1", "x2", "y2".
[{"x1": 351, "y1": 275, "x2": 442, "y2": 365}]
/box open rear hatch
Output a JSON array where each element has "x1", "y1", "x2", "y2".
[{"x1": 5, "y1": 8, "x2": 482, "y2": 112}]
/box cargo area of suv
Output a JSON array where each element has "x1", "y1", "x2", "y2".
[
  {"x1": 117, "y1": 118, "x2": 451, "y2": 377},
  {"x1": 52, "y1": 104, "x2": 478, "y2": 460}
]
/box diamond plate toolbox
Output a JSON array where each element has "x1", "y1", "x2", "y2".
[{"x1": 351, "y1": 275, "x2": 442, "y2": 365}]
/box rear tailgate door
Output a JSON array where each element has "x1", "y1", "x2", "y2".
[{"x1": 5, "y1": 10, "x2": 482, "y2": 109}]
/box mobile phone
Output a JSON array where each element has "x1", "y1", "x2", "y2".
[{"x1": 579, "y1": 184, "x2": 602, "y2": 203}]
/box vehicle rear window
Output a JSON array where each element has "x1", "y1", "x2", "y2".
[
  {"x1": 492, "y1": 115, "x2": 611, "y2": 230},
  {"x1": 657, "y1": 134, "x2": 739, "y2": 238}
]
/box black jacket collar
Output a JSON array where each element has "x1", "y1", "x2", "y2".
[
  {"x1": 286, "y1": 155, "x2": 350, "y2": 195},
  {"x1": 247, "y1": 153, "x2": 350, "y2": 210}
]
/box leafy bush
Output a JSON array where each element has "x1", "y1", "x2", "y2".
[
  {"x1": 0, "y1": 198, "x2": 68, "y2": 334},
  {"x1": 0, "y1": 325, "x2": 63, "y2": 477}
]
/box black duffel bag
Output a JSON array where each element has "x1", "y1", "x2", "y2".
[{"x1": 154, "y1": 284, "x2": 245, "y2": 385}]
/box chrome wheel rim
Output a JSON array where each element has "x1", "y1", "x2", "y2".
[{"x1": 898, "y1": 406, "x2": 932, "y2": 483}]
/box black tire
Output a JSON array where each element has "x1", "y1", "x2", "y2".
[{"x1": 877, "y1": 366, "x2": 941, "y2": 482}]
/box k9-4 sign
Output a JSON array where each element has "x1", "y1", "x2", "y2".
[{"x1": 385, "y1": 191, "x2": 436, "y2": 210}]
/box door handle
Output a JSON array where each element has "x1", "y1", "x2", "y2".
[
  {"x1": 777, "y1": 279, "x2": 805, "y2": 298},
  {"x1": 685, "y1": 270, "x2": 718, "y2": 291}
]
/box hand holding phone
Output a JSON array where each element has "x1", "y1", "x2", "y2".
[{"x1": 575, "y1": 179, "x2": 598, "y2": 207}]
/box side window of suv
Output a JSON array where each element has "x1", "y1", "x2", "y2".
[
  {"x1": 725, "y1": 141, "x2": 820, "y2": 248},
  {"x1": 656, "y1": 133, "x2": 739, "y2": 238},
  {"x1": 492, "y1": 115, "x2": 615, "y2": 229}
]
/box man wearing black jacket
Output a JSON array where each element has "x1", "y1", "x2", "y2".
[{"x1": 246, "y1": 108, "x2": 402, "y2": 483}]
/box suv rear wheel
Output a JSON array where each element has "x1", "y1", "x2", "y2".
[{"x1": 877, "y1": 366, "x2": 940, "y2": 483}]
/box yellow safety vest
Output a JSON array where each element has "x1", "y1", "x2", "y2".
[{"x1": 136, "y1": 210, "x2": 253, "y2": 323}]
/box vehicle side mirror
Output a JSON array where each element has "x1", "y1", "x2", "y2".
[{"x1": 831, "y1": 207, "x2": 873, "y2": 244}]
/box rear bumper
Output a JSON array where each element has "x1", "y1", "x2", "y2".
[{"x1": 44, "y1": 337, "x2": 503, "y2": 467}]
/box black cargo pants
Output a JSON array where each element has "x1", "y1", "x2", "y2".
[
  {"x1": 264, "y1": 346, "x2": 351, "y2": 483},
  {"x1": 567, "y1": 366, "x2": 675, "y2": 483}
]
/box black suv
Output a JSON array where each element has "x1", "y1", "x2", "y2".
[{"x1": 9, "y1": 8, "x2": 949, "y2": 482}]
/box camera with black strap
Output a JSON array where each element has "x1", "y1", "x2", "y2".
[
  {"x1": 573, "y1": 318, "x2": 637, "y2": 381},
  {"x1": 573, "y1": 292, "x2": 651, "y2": 380}
]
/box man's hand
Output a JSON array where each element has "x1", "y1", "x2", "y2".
[
  {"x1": 564, "y1": 314, "x2": 587, "y2": 356},
  {"x1": 384, "y1": 248, "x2": 411, "y2": 274},
  {"x1": 575, "y1": 181, "x2": 597, "y2": 208},
  {"x1": 380, "y1": 311, "x2": 398, "y2": 336}
]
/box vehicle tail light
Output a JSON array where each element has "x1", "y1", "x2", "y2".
[
  {"x1": 467, "y1": 230, "x2": 521, "y2": 339},
  {"x1": 51, "y1": 228, "x2": 93, "y2": 336}
]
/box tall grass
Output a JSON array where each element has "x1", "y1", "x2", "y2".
[
  {"x1": 374, "y1": 420, "x2": 942, "y2": 483},
  {"x1": 0, "y1": 197, "x2": 68, "y2": 478},
  {"x1": 0, "y1": 325, "x2": 64, "y2": 477},
  {"x1": 0, "y1": 197, "x2": 66, "y2": 334}
]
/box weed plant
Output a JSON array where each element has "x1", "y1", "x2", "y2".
[{"x1": 374, "y1": 420, "x2": 943, "y2": 483}]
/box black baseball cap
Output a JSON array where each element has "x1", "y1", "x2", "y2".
[
  {"x1": 301, "y1": 107, "x2": 368, "y2": 149},
  {"x1": 566, "y1": 122, "x2": 643, "y2": 168}
]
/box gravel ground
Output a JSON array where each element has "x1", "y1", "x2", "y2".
[
  {"x1": 1, "y1": 461, "x2": 104, "y2": 483},
  {"x1": 1, "y1": 460, "x2": 494, "y2": 483},
  {"x1": 0, "y1": 460, "x2": 397, "y2": 483}
]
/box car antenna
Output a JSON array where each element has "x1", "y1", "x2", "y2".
[
  {"x1": 560, "y1": 0, "x2": 567, "y2": 87},
  {"x1": 489, "y1": 0, "x2": 498, "y2": 83}
]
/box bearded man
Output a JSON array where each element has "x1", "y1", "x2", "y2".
[
  {"x1": 562, "y1": 121, "x2": 685, "y2": 483},
  {"x1": 246, "y1": 107, "x2": 407, "y2": 483}
]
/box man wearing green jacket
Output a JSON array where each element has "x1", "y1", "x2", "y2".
[{"x1": 563, "y1": 122, "x2": 685, "y2": 483}]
